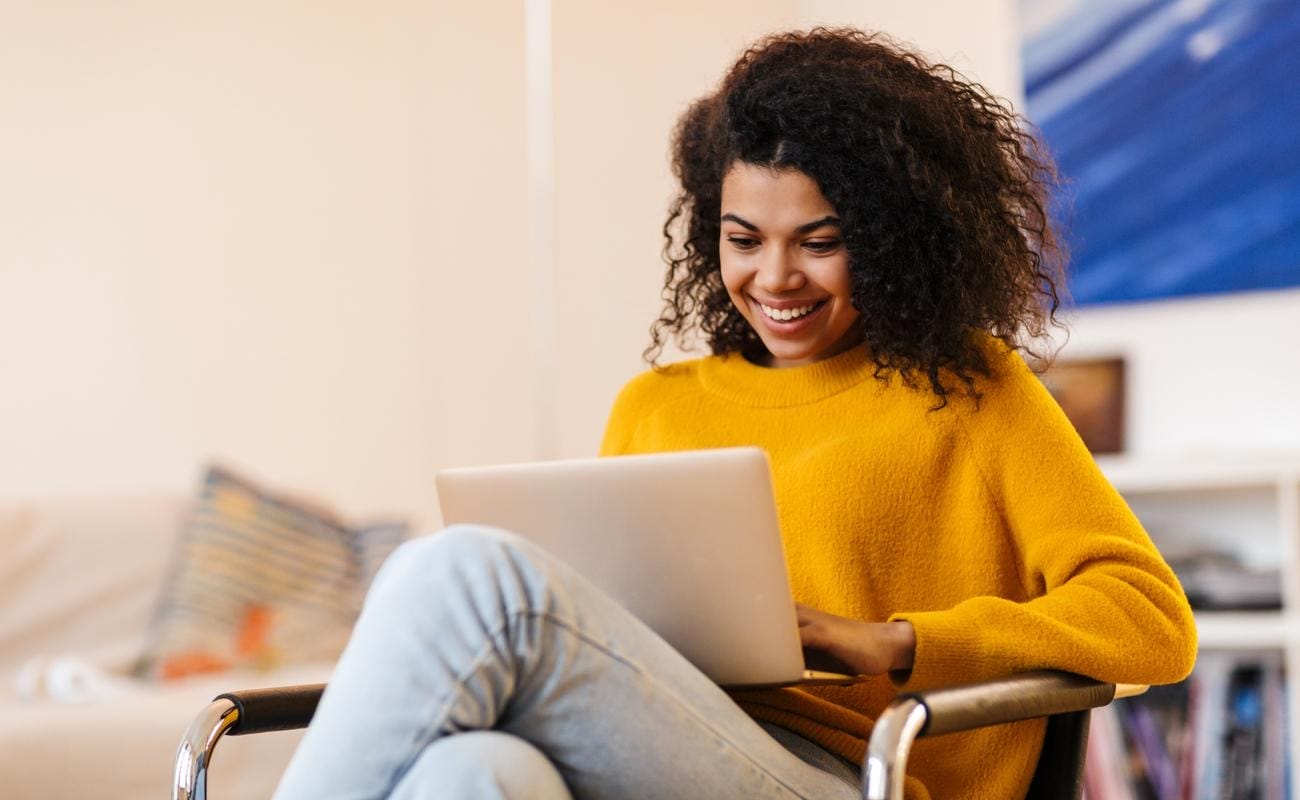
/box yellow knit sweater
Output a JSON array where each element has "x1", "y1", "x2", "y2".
[{"x1": 599, "y1": 341, "x2": 1197, "y2": 800}]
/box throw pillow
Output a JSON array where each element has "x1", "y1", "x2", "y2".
[{"x1": 137, "y1": 465, "x2": 408, "y2": 680}]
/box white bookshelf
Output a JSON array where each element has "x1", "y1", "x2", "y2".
[
  {"x1": 1194, "y1": 611, "x2": 1295, "y2": 650},
  {"x1": 1096, "y1": 456, "x2": 1300, "y2": 798}
]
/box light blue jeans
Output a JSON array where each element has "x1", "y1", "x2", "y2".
[{"x1": 272, "y1": 525, "x2": 862, "y2": 799}]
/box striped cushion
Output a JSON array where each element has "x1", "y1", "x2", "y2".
[{"x1": 138, "y1": 466, "x2": 407, "y2": 680}]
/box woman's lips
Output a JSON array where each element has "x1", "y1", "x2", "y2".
[{"x1": 750, "y1": 297, "x2": 828, "y2": 335}]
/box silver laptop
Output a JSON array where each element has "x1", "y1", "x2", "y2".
[{"x1": 435, "y1": 447, "x2": 861, "y2": 688}]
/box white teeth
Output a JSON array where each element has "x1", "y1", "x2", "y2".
[{"x1": 759, "y1": 302, "x2": 817, "y2": 321}]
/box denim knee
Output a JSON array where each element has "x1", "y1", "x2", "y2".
[
  {"x1": 365, "y1": 524, "x2": 544, "y2": 608},
  {"x1": 378, "y1": 525, "x2": 517, "y2": 576},
  {"x1": 391, "y1": 731, "x2": 571, "y2": 800}
]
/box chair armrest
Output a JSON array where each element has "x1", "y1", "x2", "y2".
[
  {"x1": 863, "y1": 671, "x2": 1143, "y2": 800},
  {"x1": 902, "y1": 670, "x2": 1118, "y2": 737},
  {"x1": 216, "y1": 683, "x2": 327, "y2": 735},
  {"x1": 177, "y1": 675, "x2": 1146, "y2": 800},
  {"x1": 172, "y1": 684, "x2": 325, "y2": 800}
]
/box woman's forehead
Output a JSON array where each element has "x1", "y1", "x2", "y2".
[{"x1": 720, "y1": 163, "x2": 838, "y2": 228}]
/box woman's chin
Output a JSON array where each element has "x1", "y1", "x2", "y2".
[
  {"x1": 761, "y1": 342, "x2": 826, "y2": 368},
  {"x1": 757, "y1": 329, "x2": 864, "y2": 368}
]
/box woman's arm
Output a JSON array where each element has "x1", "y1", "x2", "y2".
[{"x1": 889, "y1": 347, "x2": 1197, "y2": 691}]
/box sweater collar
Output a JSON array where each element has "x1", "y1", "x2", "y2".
[{"x1": 696, "y1": 346, "x2": 878, "y2": 407}]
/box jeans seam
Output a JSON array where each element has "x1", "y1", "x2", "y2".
[
  {"x1": 386, "y1": 606, "x2": 826, "y2": 800},
  {"x1": 385, "y1": 615, "x2": 516, "y2": 794},
  {"x1": 525, "y1": 609, "x2": 821, "y2": 799}
]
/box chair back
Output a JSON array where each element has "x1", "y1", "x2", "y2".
[{"x1": 1024, "y1": 709, "x2": 1091, "y2": 800}]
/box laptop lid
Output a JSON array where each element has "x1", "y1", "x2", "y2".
[{"x1": 434, "y1": 447, "x2": 808, "y2": 687}]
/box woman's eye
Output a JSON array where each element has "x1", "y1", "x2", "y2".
[
  {"x1": 803, "y1": 239, "x2": 842, "y2": 253},
  {"x1": 726, "y1": 236, "x2": 760, "y2": 250}
]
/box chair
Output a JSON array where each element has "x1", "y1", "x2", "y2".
[{"x1": 172, "y1": 670, "x2": 1145, "y2": 799}]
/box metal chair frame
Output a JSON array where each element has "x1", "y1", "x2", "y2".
[{"x1": 173, "y1": 670, "x2": 1145, "y2": 799}]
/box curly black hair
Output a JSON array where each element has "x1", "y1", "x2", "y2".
[{"x1": 648, "y1": 28, "x2": 1067, "y2": 404}]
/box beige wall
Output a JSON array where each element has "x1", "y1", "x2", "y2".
[
  {"x1": 3, "y1": 1, "x2": 1293, "y2": 526},
  {"x1": 0, "y1": 0, "x2": 1094, "y2": 524},
  {"x1": 0, "y1": 1, "x2": 532, "y2": 525}
]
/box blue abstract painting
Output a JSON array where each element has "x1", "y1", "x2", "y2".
[{"x1": 1019, "y1": 0, "x2": 1300, "y2": 306}]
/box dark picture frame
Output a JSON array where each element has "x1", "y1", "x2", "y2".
[{"x1": 1039, "y1": 357, "x2": 1126, "y2": 455}]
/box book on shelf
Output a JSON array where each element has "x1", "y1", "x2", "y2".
[
  {"x1": 1083, "y1": 652, "x2": 1288, "y2": 800},
  {"x1": 1158, "y1": 543, "x2": 1283, "y2": 612}
]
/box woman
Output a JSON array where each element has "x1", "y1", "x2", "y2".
[{"x1": 274, "y1": 28, "x2": 1196, "y2": 800}]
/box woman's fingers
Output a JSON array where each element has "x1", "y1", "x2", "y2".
[
  {"x1": 794, "y1": 602, "x2": 831, "y2": 626},
  {"x1": 795, "y1": 606, "x2": 836, "y2": 650},
  {"x1": 792, "y1": 605, "x2": 912, "y2": 675}
]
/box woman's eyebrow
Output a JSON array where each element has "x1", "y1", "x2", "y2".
[
  {"x1": 719, "y1": 213, "x2": 841, "y2": 234},
  {"x1": 720, "y1": 213, "x2": 758, "y2": 231},
  {"x1": 795, "y1": 216, "x2": 841, "y2": 234}
]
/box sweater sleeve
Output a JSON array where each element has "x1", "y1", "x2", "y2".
[
  {"x1": 891, "y1": 350, "x2": 1197, "y2": 691},
  {"x1": 599, "y1": 371, "x2": 654, "y2": 457}
]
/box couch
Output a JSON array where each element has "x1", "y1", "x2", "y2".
[{"x1": 0, "y1": 493, "x2": 333, "y2": 799}]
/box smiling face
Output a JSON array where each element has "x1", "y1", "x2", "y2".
[{"x1": 719, "y1": 162, "x2": 863, "y2": 368}]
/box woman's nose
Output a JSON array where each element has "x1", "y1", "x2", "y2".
[{"x1": 754, "y1": 250, "x2": 806, "y2": 294}]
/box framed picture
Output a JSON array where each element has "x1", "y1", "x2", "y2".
[
  {"x1": 1019, "y1": 0, "x2": 1300, "y2": 306},
  {"x1": 1039, "y1": 357, "x2": 1126, "y2": 454}
]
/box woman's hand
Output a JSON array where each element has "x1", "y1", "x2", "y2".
[{"x1": 796, "y1": 603, "x2": 916, "y2": 677}]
